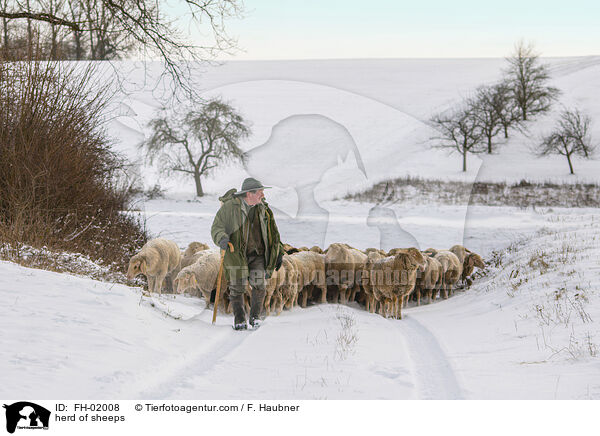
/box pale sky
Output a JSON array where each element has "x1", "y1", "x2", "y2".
[{"x1": 172, "y1": 0, "x2": 600, "y2": 59}]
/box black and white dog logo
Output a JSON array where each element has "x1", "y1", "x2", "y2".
[{"x1": 3, "y1": 402, "x2": 50, "y2": 434}]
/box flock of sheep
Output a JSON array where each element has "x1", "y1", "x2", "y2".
[{"x1": 126, "y1": 238, "x2": 486, "y2": 320}]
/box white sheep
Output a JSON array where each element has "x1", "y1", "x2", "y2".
[
  {"x1": 174, "y1": 249, "x2": 219, "y2": 301},
  {"x1": 325, "y1": 243, "x2": 368, "y2": 304},
  {"x1": 449, "y1": 244, "x2": 486, "y2": 285},
  {"x1": 165, "y1": 241, "x2": 210, "y2": 293},
  {"x1": 127, "y1": 238, "x2": 182, "y2": 295},
  {"x1": 287, "y1": 251, "x2": 327, "y2": 307},
  {"x1": 414, "y1": 254, "x2": 442, "y2": 305},
  {"x1": 365, "y1": 248, "x2": 425, "y2": 319},
  {"x1": 430, "y1": 249, "x2": 462, "y2": 299},
  {"x1": 265, "y1": 255, "x2": 299, "y2": 315},
  {"x1": 362, "y1": 249, "x2": 386, "y2": 312}
]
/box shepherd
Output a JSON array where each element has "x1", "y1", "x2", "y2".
[{"x1": 211, "y1": 178, "x2": 284, "y2": 330}]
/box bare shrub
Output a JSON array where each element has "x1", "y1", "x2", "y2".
[{"x1": 0, "y1": 58, "x2": 147, "y2": 271}]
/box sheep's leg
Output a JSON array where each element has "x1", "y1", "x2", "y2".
[
  {"x1": 201, "y1": 290, "x2": 212, "y2": 307},
  {"x1": 155, "y1": 273, "x2": 166, "y2": 295},
  {"x1": 317, "y1": 284, "x2": 326, "y2": 304},
  {"x1": 164, "y1": 274, "x2": 174, "y2": 293},
  {"x1": 416, "y1": 288, "x2": 421, "y2": 306},
  {"x1": 264, "y1": 294, "x2": 272, "y2": 316},
  {"x1": 339, "y1": 285, "x2": 348, "y2": 304},
  {"x1": 301, "y1": 288, "x2": 309, "y2": 307},
  {"x1": 147, "y1": 276, "x2": 155, "y2": 294},
  {"x1": 397, "y1": 297, "x2": 403, "y2": 320},
  {"x1": 332, "y1": 286, "x2": 340, "y2": 304},
  {"x1": 349, "y1": 284, "x2": 358, "y2": 303},
  {"x1": 284, "y1": 294, "x2": 294, "y2": 310}
]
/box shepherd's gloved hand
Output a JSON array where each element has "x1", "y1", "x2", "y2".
[
  {"x1": 275, "y1": 252, "x2": 283, "y2": 271},
  {"x1": 219, "y1": 237, "x2": 230, "y2": 251}
]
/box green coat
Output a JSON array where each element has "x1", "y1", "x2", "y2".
[{"x1": 211, "y1": 188, "x2": 283, "y2": 281}]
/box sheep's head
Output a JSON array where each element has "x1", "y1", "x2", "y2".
[
  {"x1": 406, "y1": 247, "x2": 426, "y2": 272},
  {"x1": 127, "y1": 256, "x2": 146, "y2": 280},
  {"x1": 176, "y1": 271, "x2": 197, "y2": 293},
  {"x1": 468, "y1": 253, "x2": 485, "y2": 269},
  {"x1": 184, "y1": 241, "x2": 209, "y2": 257},
  {"x1": 283, "y1": 243, "x2": 300, "y2": 255},
  {"x1": 391, "y1": 248, "x2": 425, "y2": 272},
  {"x1": 423, "y1": 248, "x2": 437, "y2": 257}
]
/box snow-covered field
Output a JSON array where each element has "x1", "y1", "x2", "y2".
[
  {"x1": 2, "y1": 58, "x2": 600, "y2": 400},
  {"x1": 110, "y1": 56, "x2": 600, "y2": 199}
]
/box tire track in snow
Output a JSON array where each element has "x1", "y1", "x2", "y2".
[
  {"x1": 400, "y1": 315, "x2": 464, "y2": 400},
  {"x1": 123, "y1": 327, "x2": 251, "y2": 398}
]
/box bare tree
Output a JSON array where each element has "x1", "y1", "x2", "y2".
[
  {"x1": 431, "y1": 104, "x2": 485, "y2": 172},
  {"x1": 471, "y1": 86, "x2": 504, "y2": 154},
  {"x1": 1, "y1": 0, "x2": 10, "y2": 58},
  {"x1": 1, "y1": 0, "x2": 243, "y2": 94},
  {"x1": 144, "y1": 98, "x2": 250, "y2": 197},
  {"x1": 538, "y1": 108, "x2": 595, "y2": 174},
  {"x1": 491, "y1": 80, "x2": 523, "y2": 139},
  {"x1": 505, "y1": 40, "x2": 560, "y2": 121}
]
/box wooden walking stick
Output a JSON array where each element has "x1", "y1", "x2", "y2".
[{"x1": 212, "y1": 242, "x2": 234, "y2": 324}]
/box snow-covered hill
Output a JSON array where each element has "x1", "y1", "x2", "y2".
[{"x1": 106, "y1": 57, "x2": 600, "y2": 199}]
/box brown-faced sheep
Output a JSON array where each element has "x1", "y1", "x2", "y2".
[
  {"x1": 325, "y1": 243, "x2": 368, "y2": 304},
  {"x1": 127, "y1": 238, "x2": 181, "y2": 295},
  {"x1": 282, "y1": 243, "x2": 298, "y2": 254},
  {"x1": 366, "y1": 248, "x2": 425, "y2": 319},
  {"x1": 362, "y1": 250, "x2": 386, "y2": 312},
  {"x1": 449, "y1": 245, "x2": 486, "y2": 285},
  {"x1": 287, "y1": 251, "x2": 327, "y2": 307},
  {"x1": 265, "y1": 255, "x2": 299, "y2": 315}
]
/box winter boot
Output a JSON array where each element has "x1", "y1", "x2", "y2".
[
  {"x1": 230, "y1": 295, "x2": 247, "y2": 330},
  {"x1": 249, "y1": 289, "x2": 266, "y2": 328}
]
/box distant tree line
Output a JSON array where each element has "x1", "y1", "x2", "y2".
[{"x1": 430, "y1": 41, "x2": 595, "y2": 174}]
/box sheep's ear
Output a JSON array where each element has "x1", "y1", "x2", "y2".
[
  {"x1": 467, "y1": 254, "x2": 475, "y2": 268},
  {"x1": 140, "y1": 259, "x2": 147, "y2": 274},
  {"x1": 191, "y1": 276, "x2": 198, "y2": 287}
]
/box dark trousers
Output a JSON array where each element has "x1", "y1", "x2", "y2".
[
  {"x1": 229, "y1": 254, "x2": 267, "y2": 322},
  {"x1": 229, "y1": 254, "x2": 266, "y2": 298}
]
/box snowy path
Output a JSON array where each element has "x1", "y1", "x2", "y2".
[
  {"x1": 400, "y1": 315, "x2": 464, "y2": 400},
  {"x1": 130, "y1": 324, "x2": 251, "y2": 398}
]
